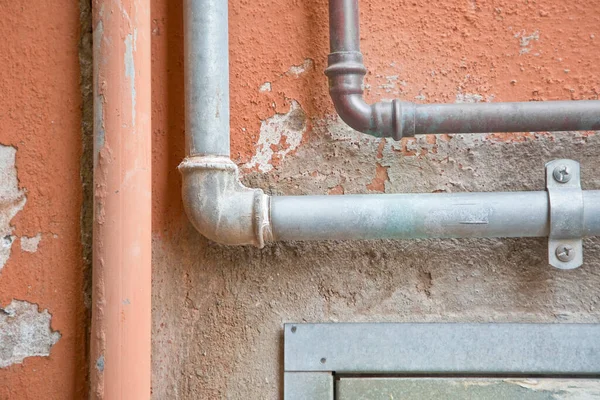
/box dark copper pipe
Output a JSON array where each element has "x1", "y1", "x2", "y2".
[{"x1": 325, "y1": 0, "x2": 600, "y2": 140}]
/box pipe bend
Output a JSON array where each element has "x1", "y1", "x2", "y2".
[
  {"x1": 331, "y1": 93, "x2": 373, "y2": 134},
  {"x1": 178, "y1": 156, "x2": 272, "y2": 247},
  {"x1": 326, "y1": 52, "x2": 415, "y2": 140},
  {"x1": 330, "y1": 93, "x2": 416, "y2": 140}
]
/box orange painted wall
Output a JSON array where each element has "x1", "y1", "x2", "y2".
[
  {"x1": 1, "y1": 0, "x2": 599, "y2": 398},
  {"x1": 0, "y1": 1, "x2": 88, "y2": 399}
]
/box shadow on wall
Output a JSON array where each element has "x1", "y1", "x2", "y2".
[{"x1": 151, "y1": 0, "x2": 186, "y2": 234}]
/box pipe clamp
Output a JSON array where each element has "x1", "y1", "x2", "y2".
[{"x1": 546, "y1": 159, "x2": 584, "y2": 269}]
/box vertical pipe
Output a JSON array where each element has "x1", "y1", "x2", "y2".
[
  {"x1": 91, "y1": 0, "x2": 152, "y2": 398},
  {"x1": 184, "y1": 0, "x2": 230, "y2": 157},
  {"x1": 329, "y1": 0, "x2": 361, "y2": 52}
]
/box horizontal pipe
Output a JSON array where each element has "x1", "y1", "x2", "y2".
[
  {"x1": 184, "y1": 0, "x2": 230, "y2": 157},
  {"x1": 271, "y1": 191, "x2": 600, "y2": 242},
  {"x1": 414, "y1": 101, "x2": 600, "y2": 135},
  {"x1": 326, "y1": 0, "x2": 600, "y2": 139}
]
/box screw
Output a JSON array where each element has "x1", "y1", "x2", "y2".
[
  {"x1": 320, "y1": 358, "x2": 327, "y2": 364},
  {"x1": 553, "y1": 165, "x2": 572, "y2": 183},
  {"x1": 291, "y1": 326, "x2": 297, "y2": 333},
  {"x1": 555, "y1": 244, "x2": 575, "y2": 262}
]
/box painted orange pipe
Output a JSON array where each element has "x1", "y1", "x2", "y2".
[{"x1": 91, "y1": 0, "x2": 152, "y2": 398}]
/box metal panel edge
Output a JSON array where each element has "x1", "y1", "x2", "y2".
[
  {"x1": 284, "y1": 323, "x2": 600, "y2": 375},
  {"x1": 284, "y1": 372, "x2": 334, "y2": 400}
]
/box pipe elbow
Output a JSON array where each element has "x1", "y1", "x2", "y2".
[
  {"x1": 331, "y1": 93, "x2": 373, "y2": 134},
  {"x1": 326, "y1": 51, "x2": 416, "y2": 140},
  {"x1": 178, "y1": 156, "x2": 272, "y2": 247},
  {"x1": 331, "y1": 94, "x2": 416, "y2": 141}
]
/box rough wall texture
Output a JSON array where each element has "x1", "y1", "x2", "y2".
[
  {"x1": 0, "y1": 1, "x2": 88, "y2": 398},
  {"x1": 151, "y1": 0, "x2": 600, "y2": 398},
  {"x1": 5, "y1": 0, "x2": 599, "y2": 398}
]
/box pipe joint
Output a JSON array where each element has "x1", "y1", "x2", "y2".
[
  {"x1": 326, "y1": 51, "x2": 415, "y2": 140},
  {"x1": 179, "y1": 156, "x2": 272, "y2": 247}
]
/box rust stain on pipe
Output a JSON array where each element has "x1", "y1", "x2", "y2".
[{"x1": 91, "y1": 0, "x2": 151, "y2": 399}]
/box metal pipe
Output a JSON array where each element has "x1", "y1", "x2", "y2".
[
  {"x1": 179, "y1": 0, "x2": 599, "y2": 271},
  {"x1": 414, "y1": 101, "x2": 600, "y2": 135},
  {"x1": 329, "y1": 0, "x2": 360, "y2": 52},
  {"x1": 184, "y1": 0, "x2": 230, "y2": 157},
  {"x1": 91, "y1": 0, "x2": 152, "y2": 398},
  {"x1": 180, "y1": 0, "x2": 270, "y2": 247},
  {"x1": 326, "y1": 0, "x2": 600, "y2": 140},
  {"x1": 271, "y1": 191, "x2": 600, "y2": 242}
]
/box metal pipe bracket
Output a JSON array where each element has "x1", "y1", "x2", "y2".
[{"x1": 545, "y1": 159, "x2": 584, "y2": 269}]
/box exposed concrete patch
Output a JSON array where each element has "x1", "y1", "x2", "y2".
[
  {"x1": 455, "y1": 92, "x2": 484, "y2": 103},
  {"x1": 285, "y1": 58, "x2": 314, "y2": 76},
  {"x1": 0, "y1": 145, "x2": 27, "y2": 273},
  {"x1": 258, "y1": 82, "x2": 272, "y2": 92},
  {"x1": 515, "y1": 30, "x2": 540, "y2": 55},
  {"x1": 244, "y1": 101, "x2": 307, "y2": 173},
  {"x1": 20, "y1": 233, "x2": 41, "y2": 253},
  {"x1": 455, "y1": 92, "x2": 495, "y2": 103},
  {"x1": 0, "y1": 300, "x2": 61, "y2": 368}
]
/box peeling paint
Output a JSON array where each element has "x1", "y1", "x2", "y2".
[
  {"x1": 377, "y1": 75, "x2": 402, "y2": 93},
  {"x1": 455, "y1": 92, "x2": 496, "y2": 103},
  {"x1": 515, "y1": 30, "x2": 540, "y2": 54},
  {"x1": 124, "y1": 29, "x2": 137, "y2": 127},
  {"x1": 286, "y1": 59, "x2": 314, "y2": 76},
  {"x1": 96, "y1": 355, "x2": 105, "y2": 372},
  {"x1": 20, "y1": 233, "x2": 41, "y2": 253},
  {"x1": 244, "y1": 101, "x2": 307, "y2": 173},
  {"x1": 259, "y1": 82, "x2": 272, "y2": 92},
  {"x1": 455, "y1": 92, "x2": 484, "y2": 103},
  {"x1": 0, "y1": 300, "x2": 61, "y2": 368},
  {"x1": 0, "y1": 145, "x2": 27, "y2": 273},
  {"x1": 93, "y1": 19, "x2": 105, "y2": 166}
]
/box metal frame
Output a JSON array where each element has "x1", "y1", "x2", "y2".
[
  {"x1": 284, "y1": 372, "x2": 334, "y2": 400},
  {"x1": 284, "y1": 323, "x2": 600, "y2": 399}
]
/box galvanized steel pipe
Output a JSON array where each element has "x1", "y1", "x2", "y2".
[
  {"x1": 184, "y1": 0, "x2": 230, "y2": 157},
  {"x1": 326, "y1": 0, "x2": 600, "y2": 139},
  {"x1": 271, "y1": 191, "x2": 600, "y2": 242},
  {"x1": 179, "y1": 0, "x2": 600, "y2": 270}
]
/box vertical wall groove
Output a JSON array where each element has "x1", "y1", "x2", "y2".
[{"x1": 78, "y1": 0, "x2": 94, "y2": 396}]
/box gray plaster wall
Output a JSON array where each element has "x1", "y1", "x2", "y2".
[{"x1": 151, "y1": 119, "x2": 600, "y2": 399}]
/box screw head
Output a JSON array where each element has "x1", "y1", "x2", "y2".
[
  {"x1": 555, "y1": 244, "x2": 575, "y2": 262},
  {"x1": 553, "y1": 165, "x2": 572, "y2": 183}
]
